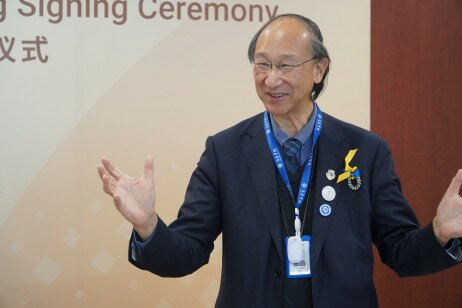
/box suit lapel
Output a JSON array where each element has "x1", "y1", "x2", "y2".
[
  {"x1": 242, "y1": 114, "x2": 284, "y2": 263},
  {"x1": 310, "y1": 114, "x2": 349, "y2": 271}
]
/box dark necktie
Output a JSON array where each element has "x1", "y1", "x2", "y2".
[{"x1": 282, "y1": 138, "x2": 302, "y2": 175}]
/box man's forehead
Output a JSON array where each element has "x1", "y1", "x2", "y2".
[
  {"x1": 261, "y1": 17, "x2": 311, "y2": 40},
  {"x1": 255, "y1": 18, "x2": 311, "y2": 56}
]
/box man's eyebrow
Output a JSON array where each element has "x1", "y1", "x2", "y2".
[
  {"x1": 254, "y1": 52, "x2": 300, "y2": 60},
  {"x1": 254, "y1": 52, "x2": 269, "y2": 58}
]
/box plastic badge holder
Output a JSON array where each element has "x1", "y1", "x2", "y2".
[{"x1": 287, "y1": 236, "x2": 303, "y2": 263}]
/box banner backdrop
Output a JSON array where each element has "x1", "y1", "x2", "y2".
[{"x1": 0, "y1": 0, "x2": 370, "y2": 306}]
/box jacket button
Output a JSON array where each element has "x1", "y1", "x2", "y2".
[{"x1": 273, "y1": 268, "x2": 281, "y2": 278}]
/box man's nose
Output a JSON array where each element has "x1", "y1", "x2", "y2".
[{"x1": 264, "y1": 69, "x2": 284, "y2": 88}]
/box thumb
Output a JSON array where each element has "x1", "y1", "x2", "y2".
[
  {"x1": 445, "y1": 169, "x2": 462, "y2": 197},
  {"x1": 143, "y1": 155, "x2": 155, "y2": 179}
]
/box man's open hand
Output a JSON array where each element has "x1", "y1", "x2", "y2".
[
  {"x1": 433, "y1": 169, "x2": 462, "y2": 246},
  {"x1": 97, "y1": 155, "x2": 158, "y2": 240}
]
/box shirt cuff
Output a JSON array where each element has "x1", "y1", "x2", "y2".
[
  {"x1": 130, "y1": 223, "x2": 158, "y2": 261},
  {"x1": 444, "y1": 238, "x2": 462, "y2": 261}
]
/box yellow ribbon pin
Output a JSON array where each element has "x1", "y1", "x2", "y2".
[
  {"x1": 336, "y1": 149, "x2": 358, "y2": 184},
  {"x1": 336, "y1": 149, "x2": 362, "y2": 190}
]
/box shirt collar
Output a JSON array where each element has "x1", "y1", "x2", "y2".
[{"x1": 270, "y1": 102, "x2": 317, "y2": 148}]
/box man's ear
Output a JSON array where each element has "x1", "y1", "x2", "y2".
[{"x1": 313, "y1": 58, "x2": 329, "y2": 83}]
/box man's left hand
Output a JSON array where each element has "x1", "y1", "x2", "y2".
[{"x1": 433, "y1": 169, "x2": 462, "y2": 246}]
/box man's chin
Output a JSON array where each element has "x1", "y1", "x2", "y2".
[{"x1": 263, "y1": 103, "x2": 290, "y2": 116}]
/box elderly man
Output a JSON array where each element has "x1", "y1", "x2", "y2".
[{"x1": 97, "y1": 14, "x2": 462, "y2": 308}]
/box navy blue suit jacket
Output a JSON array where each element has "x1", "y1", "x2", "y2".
[{"x1": 129, "y1": 112, "x2": 458, "y2": 307}]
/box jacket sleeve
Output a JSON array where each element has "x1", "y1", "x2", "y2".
[
  {"x1": 128, "y1": 136, "x2": 222, "y2": 277},
  {"x1": 371, "y1": 139, "x2": 459, "y2": 277}
]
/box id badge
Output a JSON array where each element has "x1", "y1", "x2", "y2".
[{"x1": 285, "y1": 235, "x2": 311, "y2": 278}]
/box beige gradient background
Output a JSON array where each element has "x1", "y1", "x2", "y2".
[{"x1": 0, "y1": 1, "x2": 370, "y2": 307}]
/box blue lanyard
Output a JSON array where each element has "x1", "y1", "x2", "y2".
[{"x1": 263, "y1": 105, "x2": 323, "y2": 214}]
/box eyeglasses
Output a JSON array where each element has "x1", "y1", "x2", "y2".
[{"x1": 252, "y1": 57, "x2": 317, "y2": 77}]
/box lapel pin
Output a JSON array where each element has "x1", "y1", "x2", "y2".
[
  {"x1": 326, "y1": 169, "x2": 336, "y2": 181},
  {"x1": 322, "y1": 185, "x2": 336, "y2": 202},
  {"x1": 319, "y1": 204, "x2": 332, "y2": 217},
  {"x1": 337, "y1": 149, "x2": 362, "y2": 191}
]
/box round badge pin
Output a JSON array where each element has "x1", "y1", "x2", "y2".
[
  {"x1": 326, "y1": 169, "x2": 336, "y2": 181},
  {"x1": 319, "y1": 204, "x2": 332, "y2": 217},
  {"x1": 322, "y1": 185, "x2": 336, "y2": 202}
]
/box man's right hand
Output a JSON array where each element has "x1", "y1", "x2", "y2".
[{"x1": 97, "y1": 155, "x2": 158, "y2": 240}]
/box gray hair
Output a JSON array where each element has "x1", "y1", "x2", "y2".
[{"x1": 247, "y1": 14, "x2": 330, "y2": 100}]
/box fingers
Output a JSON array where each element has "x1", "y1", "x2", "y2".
[
  {"x1": 101, "y1": 157, "x2": 123, "y2": 180},
  {"x1": 445, "y1": 169, "x2": 462, "y2": 197},
  {"x1": 144, "y1": 155, "x2": 155, "y2": 179},
  {"x1": 101, "y1": 174, "x2": 117, "y2": 196},
  {"x1": 97, "y1": 164, "x2": 108, "y2": 181},
  {"x1": 97, "y1": 163, "x2": 117, "y2": 196}
]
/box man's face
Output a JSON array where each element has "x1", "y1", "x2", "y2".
[{"x1": 253, "y1": 18, "x2": 323, "y2": 119}]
